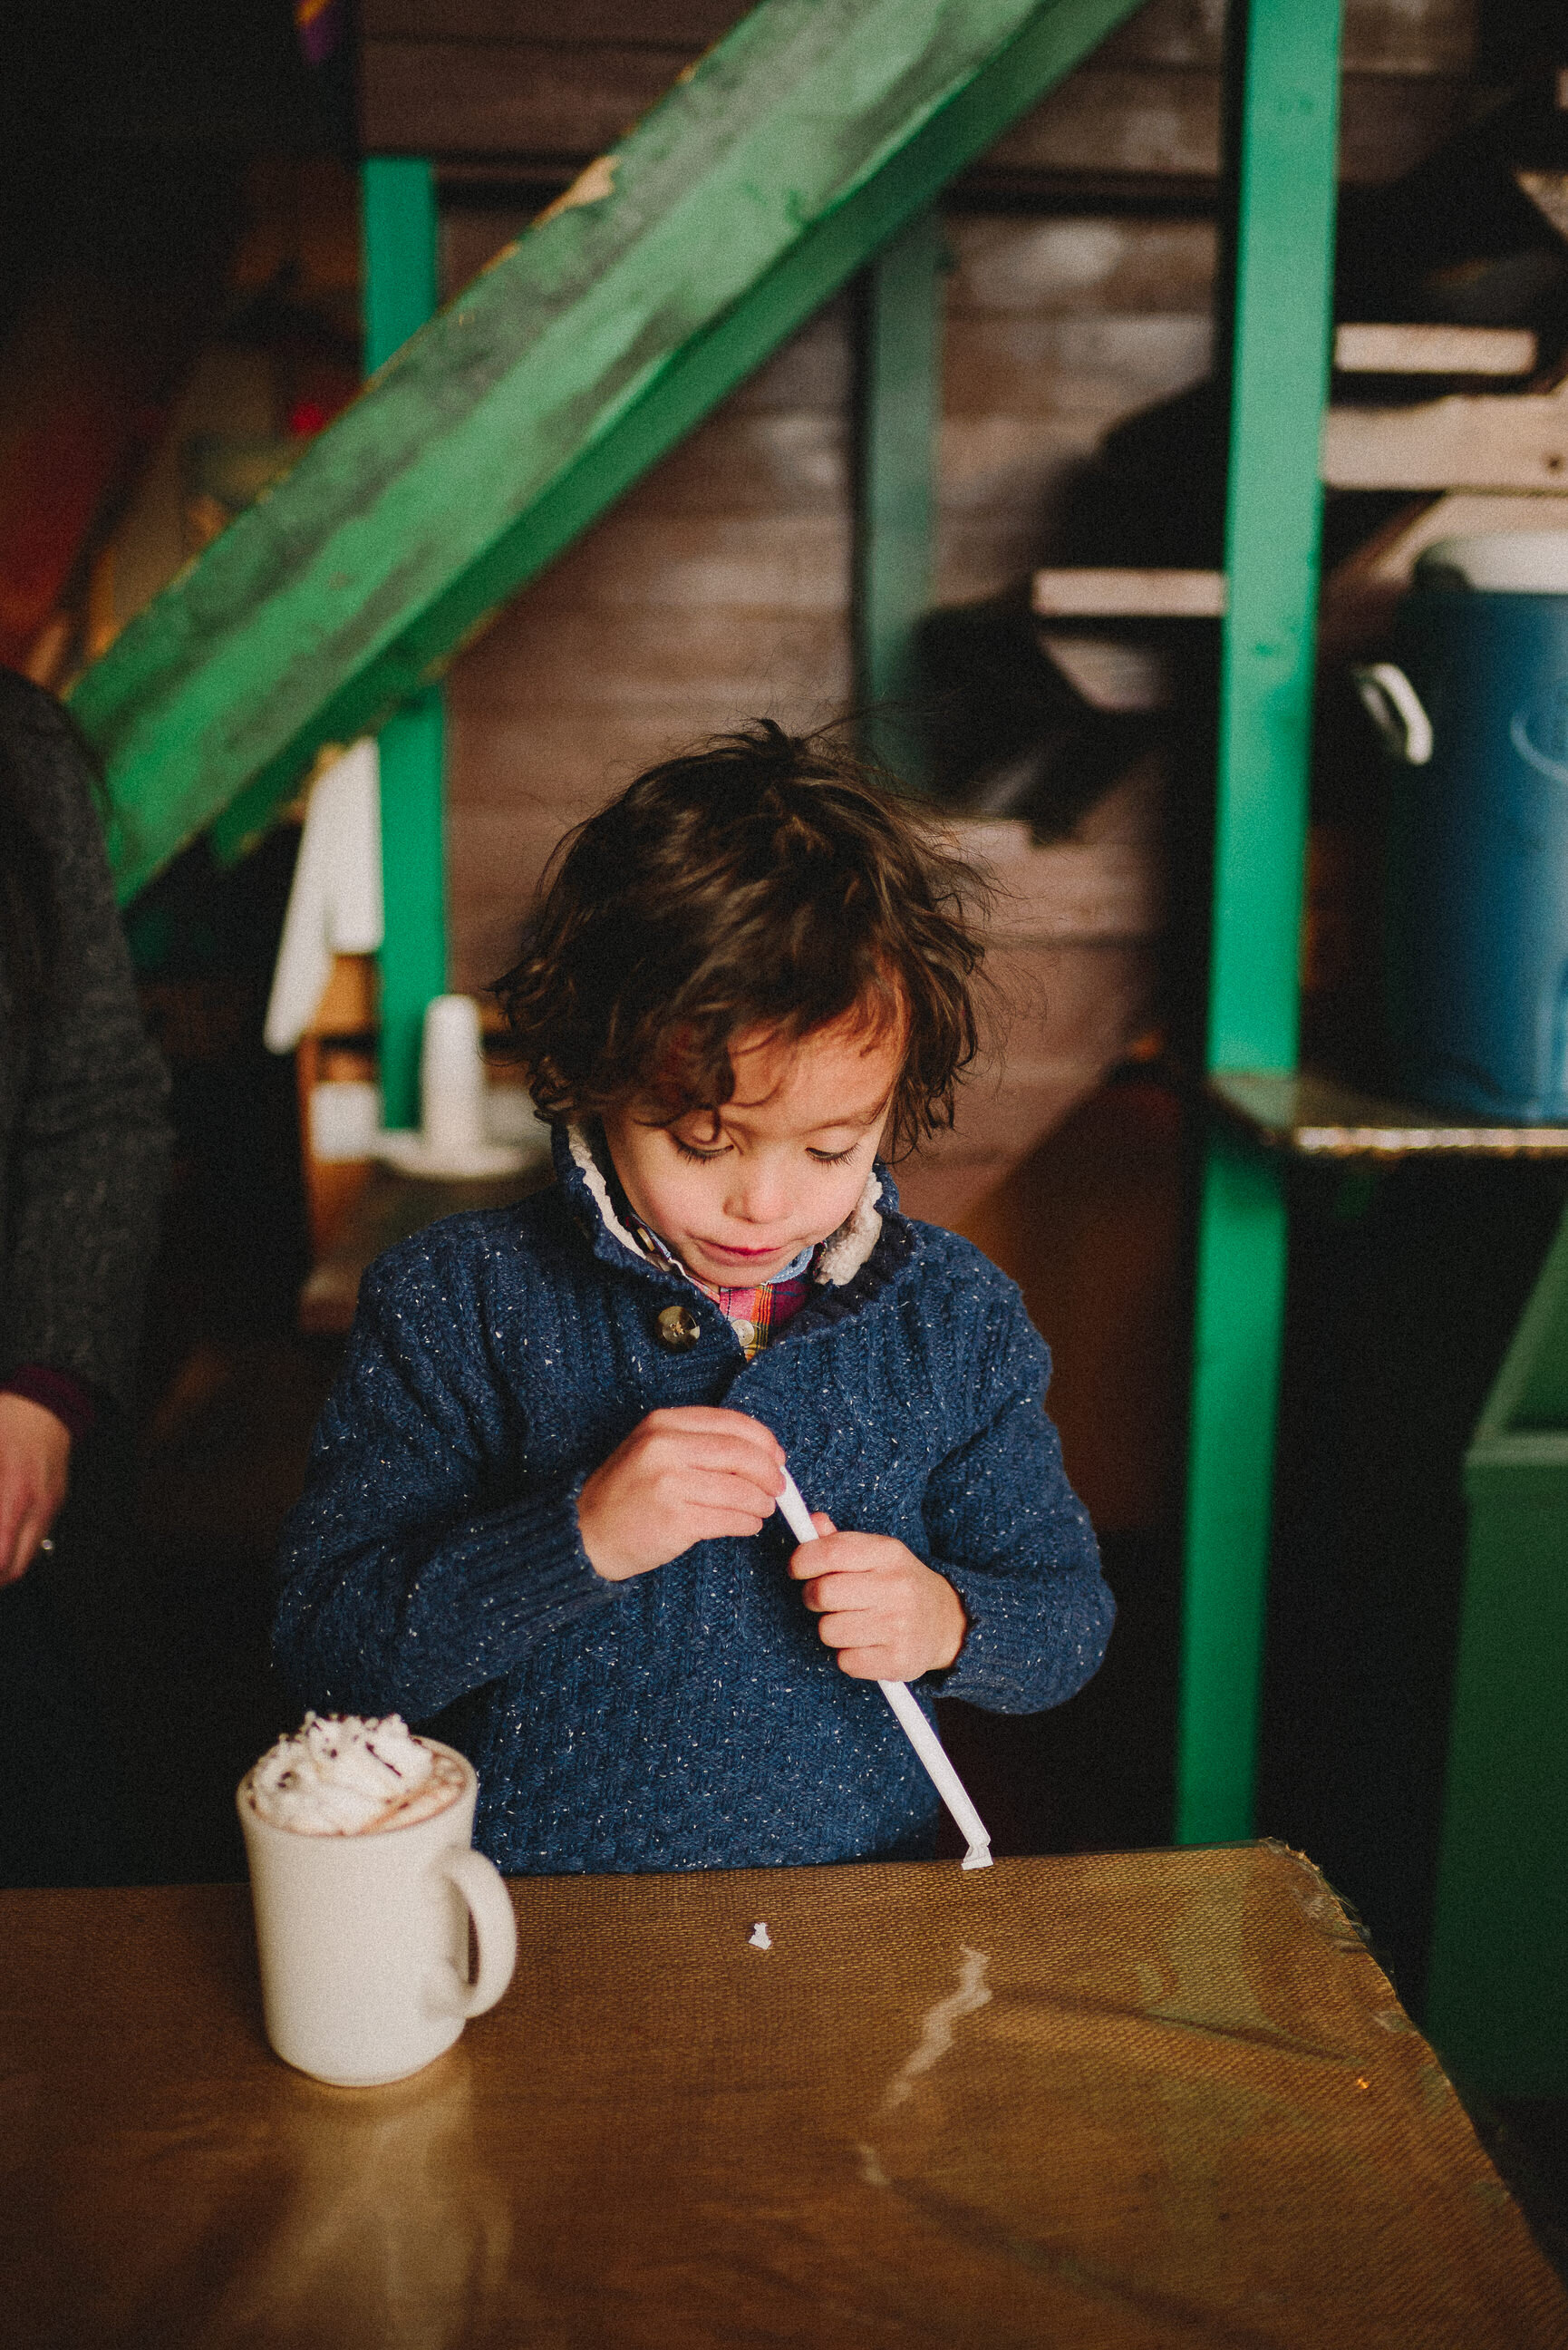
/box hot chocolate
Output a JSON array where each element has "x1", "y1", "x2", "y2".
[
  {"x1": 246, "y1": 1713, "x2": 466, "y2": 1838},
  {"x1": 238, "y1": 1721, "x2": 516, "y2": 2085}
]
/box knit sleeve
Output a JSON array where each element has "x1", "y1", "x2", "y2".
[
  {"x1": 274, "y1": 1247, "x2": 618, "y2": 1721},
  {"x1": 1, "y1": 699, "x2": 171, "y2": 1403},
  {"x1": 919, "y1": 1283, "x2": 1113, "y2": 1714}
]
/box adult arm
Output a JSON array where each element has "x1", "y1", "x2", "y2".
[
  {"x1": 919, "y1": 1280, "x2": 1114, "y2": 1714},
  {"x1": 0, "y1": 691, "x2": 171, "y2": 1405},
  {"x1": 274, "y1": 1246, "x2": 617, "y2": 1720}
]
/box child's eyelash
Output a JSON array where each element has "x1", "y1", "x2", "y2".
[{"x1": 670, "y1": 1138, "x2": 858, "y2": 1165}]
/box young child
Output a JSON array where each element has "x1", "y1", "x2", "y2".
[{"x1": 275, "y1": 723, "x2": 1113, "y2": 1873}]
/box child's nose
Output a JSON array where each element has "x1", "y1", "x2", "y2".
[{"x1": 727, "y1": 1161, "x2": 789, "y2": 1225}]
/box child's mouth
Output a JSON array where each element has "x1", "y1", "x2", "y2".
[{"x1": 702, "y1": 1238, "x2": 789, "y2": 1266}]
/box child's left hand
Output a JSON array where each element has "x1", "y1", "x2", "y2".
[{"x1": 789, "y1": 1515, "x2": 966, "y2": 1681}]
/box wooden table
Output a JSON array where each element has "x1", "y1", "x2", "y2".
[{"x1": 4, "y1": 1846, "x2": 1564, "y2": 2349}]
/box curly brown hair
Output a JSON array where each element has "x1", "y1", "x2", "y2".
[{"x1": 493, "y1": 722, "x2": 991, "y2": 1159}]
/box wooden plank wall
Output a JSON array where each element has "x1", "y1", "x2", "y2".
[
  {"x1": 938, "y1": 211, "x2": 1215, "y2": 606},
  {"x1": 437, "y1": 199, "x2": 1218, "y2": 1005},
  {"x1": 363, "y1": 1, "x2": 1476, "y2": 197},
  {"x1": 379, "y1": 0, "x2": 1476, "y2": 1227},
  {"x1": 441, "y1": 284, "x2": 855, "y2": 998}
]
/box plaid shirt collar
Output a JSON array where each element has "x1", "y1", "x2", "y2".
[{"x1": 626, "y1": 1218, "x2": 818, "y2": 1361}]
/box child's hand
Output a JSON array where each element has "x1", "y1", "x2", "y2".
[
  {"x1": 789, "y1": 1516, "x2": 967, "y2": 1681},
  {"x1": 577, "y1": 1408, "x2": 786, "y2": 1582}
]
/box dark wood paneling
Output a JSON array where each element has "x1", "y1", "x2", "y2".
[
  {"x1": 1335, "y1": 72, "x2": 1474, "y2": 184},
  {"x1": 453, "y1": 605, "x2": 844, "y2": 714},
  {"x1": 953, "y1": 1078, "x2": 1185, "y2": 1530},
  {"x1": 444, "y1": 300, "x2": 857, "y2": 993},
  {"x1": 986, "y1": 65, "x2": 1220, "y2": 180},
  {"x1": 945, "y1": 215, "x2": 1216, "y2": 318},
  {"x1": 372, "y1": 48, "x2": 1471, "y2": 195},
  {"x1": 944, "y1": 314, "x2": 1213, "y2": 417},
  {"x1": 934, "y1": 212, "x2": 1215, "y2": 606},
  {"x1": 1099, "y1": 0, "x2": 1474, "y2": 73},
  {"x1": 363, "y1": 2, "x2": 744, "y2": 41},
  {"x1": 987, "y1": 65, "x2": 1471, "y2": 189},
  {"x1": 362, "y1": 40, "x2": 677, "y2": 158},
  {"x1": 366, "y1": 0, "x2": 1474, "y2": 77}
]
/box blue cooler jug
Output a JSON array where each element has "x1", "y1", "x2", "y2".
[{"x1": 1355, "y1": 532, "x2": 1568, "y2": 1121}]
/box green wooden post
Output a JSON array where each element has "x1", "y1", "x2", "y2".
[
  {"x1": 363, "y1": 158, "x2": 445, "y2": 1131},
  {"x1": 1176, "y1": 0, "x2": 1344, "y2": 1844},
  {"x1": 363, "y1": 157, "x2": 439, "y2": 374},
  {"x1": 855, "y1": 209, "x2": 944, "y2": 787}
]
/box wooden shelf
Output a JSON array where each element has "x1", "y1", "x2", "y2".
[
  {"x1": 1331, "y1": 324, "x2": 1537, "y2": 376},
  {"x1": 1031, "y1": 568, "x2": 1225, "y2": 618},
  {"x1": 1322, "y1": 392, "x2": 1568, "y2": 492},
  {"x1": 1210, "y1": 1069, "x2": 1568, "y2": 1160}
]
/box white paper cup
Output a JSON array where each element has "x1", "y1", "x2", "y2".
[
  {"x1": 420, "y1": 993, "x2": 488, "y2": 1159},
  {"x1": 237, "y1": 1741, "x2": 517, "y2": 2086}
]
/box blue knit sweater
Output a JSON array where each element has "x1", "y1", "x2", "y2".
[{"x1": 275, "y1": 1127, "x2": 1112, "y2": 1874}]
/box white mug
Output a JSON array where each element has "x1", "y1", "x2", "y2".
[{"x1": 237, "y1": 1741, "x2": 517, "y2": 2087}]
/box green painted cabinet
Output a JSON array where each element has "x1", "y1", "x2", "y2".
[{"x1": 1428, "y1": 1202, "x2": 1568, "y2": 2093}]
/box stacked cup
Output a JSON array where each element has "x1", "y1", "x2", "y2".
[{"x1": 420, "y1": 994, "x2": 489, "y2": 1161}]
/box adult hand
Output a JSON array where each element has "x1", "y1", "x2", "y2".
[
  {"x1": 789, "y1": 1515, "x2": 966, "y2": 1680},
  {"x1": 0, "y1": 1392, "x2": 71, "y2": 1586},
  {"x1": 577, "y1": 1407, "x2": 785, "y2": 1582}
]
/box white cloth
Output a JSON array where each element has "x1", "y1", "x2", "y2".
[{"x1": 264, "y1": 740, "x2": 383, "y2": 1053}]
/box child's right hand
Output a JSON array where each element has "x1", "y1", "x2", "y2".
[{"x1": 576, "y1": 1408, "x2": 786, "y2": 1582}]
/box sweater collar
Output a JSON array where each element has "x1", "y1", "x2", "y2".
[{"x1": 550, "y1": 1120, "x2": 918, "y2": 1315}]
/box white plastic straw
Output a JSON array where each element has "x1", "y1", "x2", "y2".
[{"x1": 778, "y1": 1470, "x2": 992, "y2": 1870}]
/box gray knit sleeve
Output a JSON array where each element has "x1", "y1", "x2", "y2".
[{"x1": 0, "y1": 692, "x2": 171, "y2": 1403}]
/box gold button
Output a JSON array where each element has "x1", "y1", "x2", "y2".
[{"x1": 655, "y1": 1302, "x2": 702, "y2": 1352}]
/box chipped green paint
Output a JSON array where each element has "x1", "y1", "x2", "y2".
[{"x1": 70, "y1": 0, "x2": 1147, "y2": 900}]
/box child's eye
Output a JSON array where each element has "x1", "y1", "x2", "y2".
[
  {"x1": 672, "y1": 1136, "x2": 730, "y2": 1163},
  {"x1": 808, "y1": 1144, "x2": 857, "y2": 1165}
]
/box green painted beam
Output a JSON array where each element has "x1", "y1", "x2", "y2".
[
  {"x1": 71, "y1": 0, "x2": 1147, "y2": 903},
  {"x1": 363, "y1": 159, "x2": 446, "y2": 1131},
  {"x1": 1176, "y1": 0, "x2": 1344, "y2": 1847},
  {"x1": 855, "y1": 209, "x2": 945, "y2": 786}
]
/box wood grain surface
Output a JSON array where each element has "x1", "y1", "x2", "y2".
[{"x1": 5, "y1": 1844, "x2": 1563, "y2": 2350}]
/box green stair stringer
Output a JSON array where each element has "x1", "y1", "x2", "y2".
[{"x1": 71, "y1": 0, "x2": 1146, "y2": 904}]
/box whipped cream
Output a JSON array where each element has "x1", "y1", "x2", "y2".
[{"x1": 248, "y1": 1713, "x2": 444, "y2": 1836}]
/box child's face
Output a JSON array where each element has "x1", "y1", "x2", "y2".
[{"x1": 602, "y1": 1014, "x2": 903, "y2": 1287}]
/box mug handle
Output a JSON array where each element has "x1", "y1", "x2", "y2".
[
  {"x1": 1351, "y1": 663, "x2": 1434, "y2": 766},
  {"x1": 438, "y1": 1847, "x2": 518, "y2": 2016}
]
